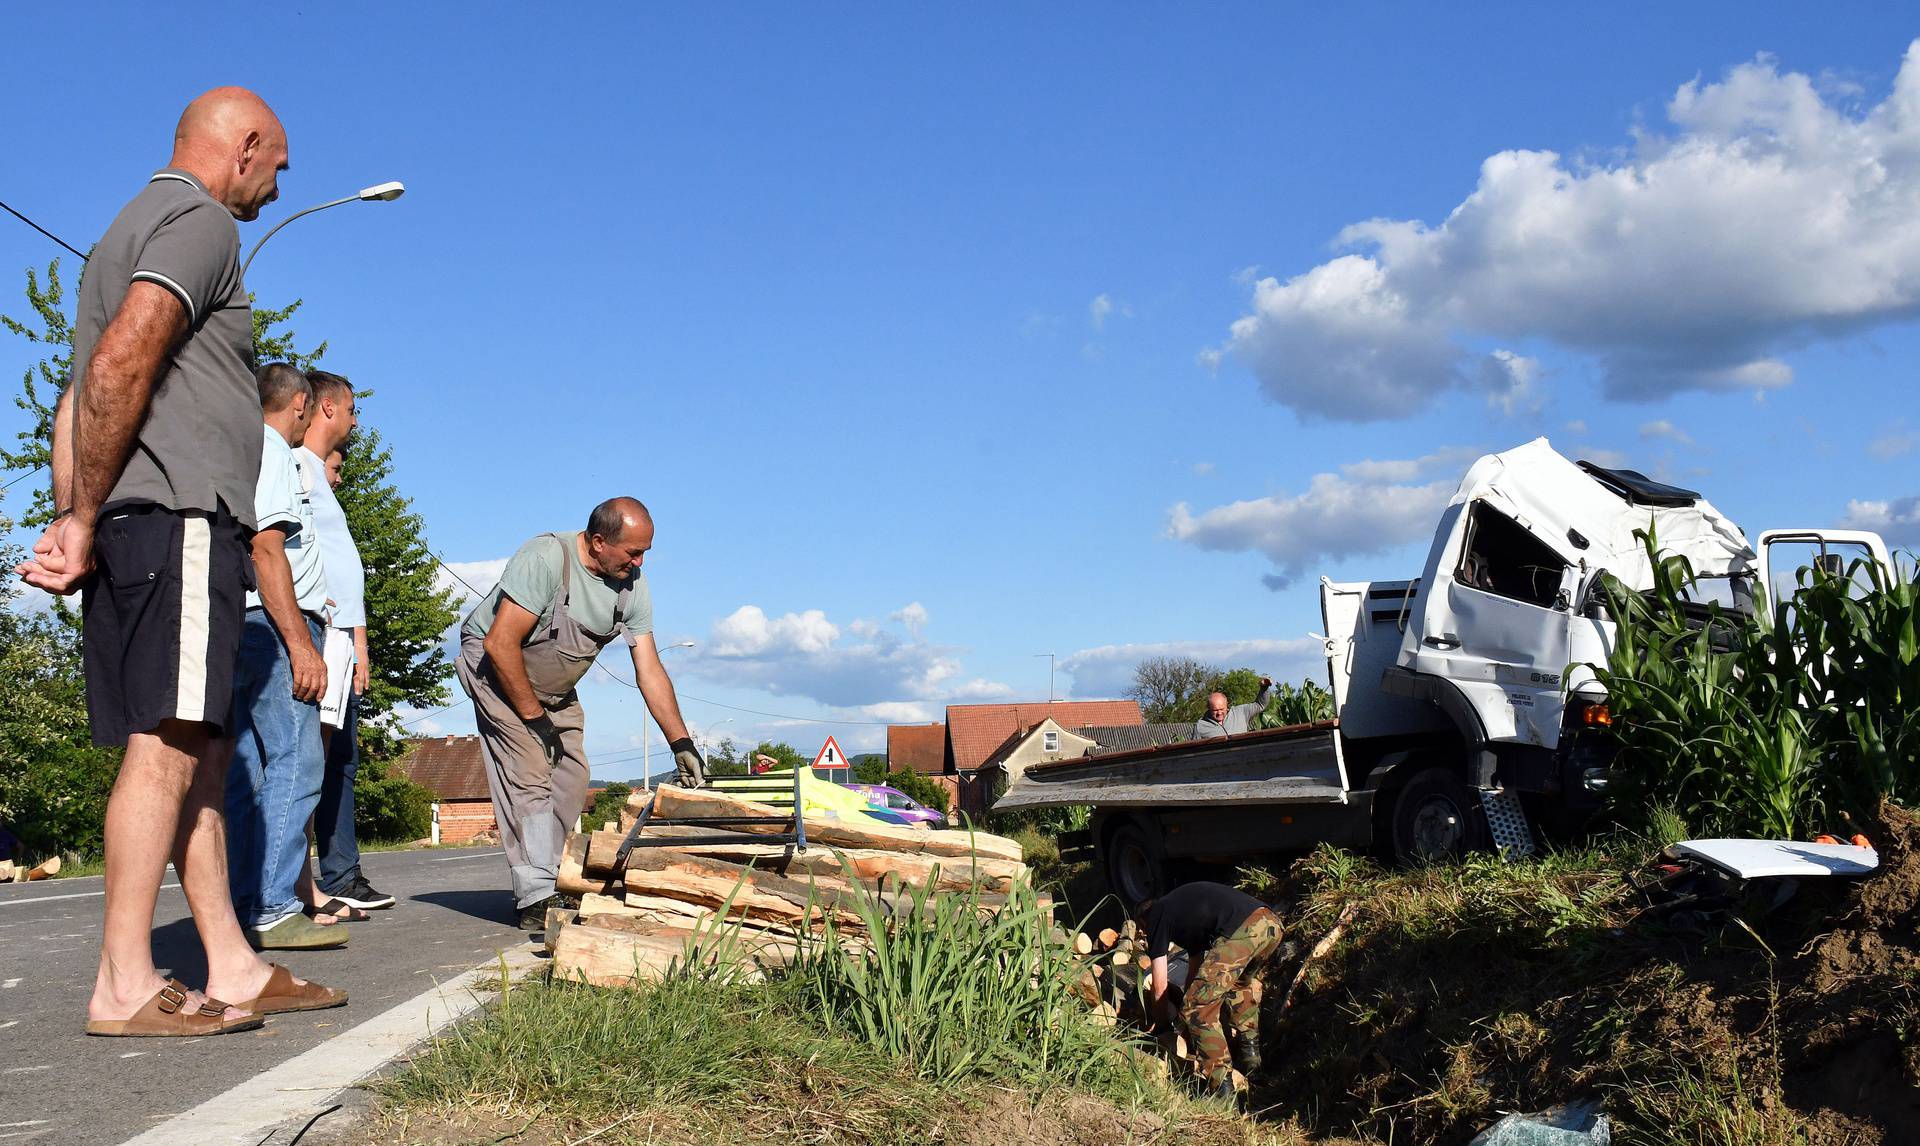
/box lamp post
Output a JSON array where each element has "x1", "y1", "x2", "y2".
[
  {"x1": 701, "y1": 719, "x2": 735, "y2": 762},
  {"x1": 241, "y1": 181, "x2": 406, "y2": 280},
  {"x1": 642, "y1": 641, "x2": 696, "y2": 791}
]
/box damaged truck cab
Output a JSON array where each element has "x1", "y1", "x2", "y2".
[{"x1": 997, "y1": 438, "x2": 1891, "y2": 906}]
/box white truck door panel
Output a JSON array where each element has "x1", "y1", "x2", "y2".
[{"x1": 1757, "y1": 529, "x2": 1894, "y2": 605}]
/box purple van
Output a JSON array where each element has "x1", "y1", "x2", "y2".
[{"x1": 847, "y1": 784, "x2": 944, "y2": 828}]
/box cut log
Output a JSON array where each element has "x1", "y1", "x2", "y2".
[
  {"x1": 616, "y1": 849, "x2": 870, "y2": 930},
  {"x1": 0, "y1": 861, "x2": 13, "y2": 882},
  {"x1": 1097, "y1": 927, "x2": 1119, "y2": 948},
  {"x1": 556, "y1": 833, "x2": 600, "y2": 898},
  {"x1": 577, "y1": 892, "x2": 648, "y2": 920},
  {"x1": 601, "y1": 820, "x2": 617, "y2": 834},
  {"x1": 24, "y1": 856, "x2": 60, "y2": 881},
  {"x1": 550, "y1": 919, "x2": 775, "y2": 988},
  {"x1": 1073, "y1": 932, "x2": 1094, "y2": 956},
  {"x1": 541, "y1": 907, "x2": 579, "y2": 955},
  {"x1": 642, "y1": 786, "x2": 1024, "y2": 863},
  {"x1": 581, "y1": 827, "x2": 1025, "y2": 891}
]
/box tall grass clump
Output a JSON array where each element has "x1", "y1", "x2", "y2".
[
  {"x1": 1591, "y1": 531, "x2": 1918, "y2": 838},
  {"x1": 787, "y1": 859, "x2": 1142, "y2": 1095}
]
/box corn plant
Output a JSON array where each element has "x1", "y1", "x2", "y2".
[{"x1": 1590, "y1": 531, "x2": 1917, "y2": 838}]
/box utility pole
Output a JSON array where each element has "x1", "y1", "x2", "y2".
[{"x1": 1033, "y1": 652, "x2": 1056, "y2": 703}]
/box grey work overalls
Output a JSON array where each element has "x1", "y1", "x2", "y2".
[{"x1": 456, "y1": 534, "x2": 635, "y2": 907}]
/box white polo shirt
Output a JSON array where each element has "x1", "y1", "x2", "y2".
[
  {"x1": 295, "y1": 446, "x2": 365, "y2": 628},
  {"x1": 246, "y1": 424, "x2": 329, "y2": 615}
]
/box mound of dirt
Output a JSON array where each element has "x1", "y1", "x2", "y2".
[{"x1": 1249, "y1": 804, "x2": 1920, "y2": 1145}]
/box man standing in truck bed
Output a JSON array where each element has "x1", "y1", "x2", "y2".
[
  {"x1": 1139, "y1": 881, "x2": 1285, "y2": 1102},
  {"x1": 1193, "y1": 676, "x2": 1273, "y2": 739}
]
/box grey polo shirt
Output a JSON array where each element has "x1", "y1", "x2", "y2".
[{"x1": 73, "y1": 169, "x2": 261, "y2": 530}]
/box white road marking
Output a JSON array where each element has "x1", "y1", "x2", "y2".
[
  {"x1": 0, "y1": 882, "x2": 179, "y2": 908},
  {"x1": 3, "y1": 1064, "x2": 52, "y2": 1073},
  {"x1": 0, "y1": 1020, "x2": 18, "y2": 1030},
  {"x1": 0, "y1": 979, "x2": 17, "y2": 989},
  {"x1": 120, "y1": 1051, "x2": 147, "y2": 1059},
  {"x1": 427, "y1": 852, "x2": 497, "y2": 863},
  {"x1": 0, "y1": 1123, "x2": 51, "y2": 1129},
  {"x1": 119, "y1": 945, "x2": 542, "y2": 1146}
]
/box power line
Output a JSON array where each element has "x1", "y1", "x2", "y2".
[
  {"x1": 2, "y1": 463, "x2": 47, "y2": 492},
  {"x1": 435, "y1": 548, "x2": 901, "y2": 728},
  {"x1": 0, "y1": 198, "x2": 88, "y2": 262}
]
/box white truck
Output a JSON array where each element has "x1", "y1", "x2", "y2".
[{"x1": 995, "y1": 438, "x2": 1892, "y2": 906}]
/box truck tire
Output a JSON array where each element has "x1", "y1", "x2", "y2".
[
  {"x1": 1101, "y1": 817, "x2": 1169, "y2": 912},
  {"x1": 1387, "y1": 766, "x2": 1488, "y2": 863}
]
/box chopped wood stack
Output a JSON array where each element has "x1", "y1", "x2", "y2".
[
  {"x1": 0, "y1": 856, "x2": 60, "y2": 883},
  {"x1": 548, "y1": 784, "x2": 1032, "y2": 988}
]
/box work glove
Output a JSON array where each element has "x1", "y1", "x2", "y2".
[
  {"x1": 525, "y1": 712, "x2": 565, "y2": 766},
  {"x1": 669, "y1": 737, "x2": 707, "y2": 789}
]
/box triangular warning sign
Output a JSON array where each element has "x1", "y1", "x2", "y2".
[{"x1": 812, "y1": 736, "x2": 847, "y2": 772}]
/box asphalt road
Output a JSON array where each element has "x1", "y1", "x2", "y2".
[{"x1": 0, "y1": 845, "x2": 532, "y2": 1145}]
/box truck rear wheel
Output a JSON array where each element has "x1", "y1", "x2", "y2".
[
  {"x1": 1102, "y1": 817, "x2": 1169, "y2": 912},
  {"x1": 1387, "y1": 766, "x2": 1488, "y2": 863}
]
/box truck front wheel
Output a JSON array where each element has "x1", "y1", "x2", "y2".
[
  {"x1": 1102, "y1": 817, "x2": 1169, "y2": 912},
  {"x1": 1387, "y1": 767, "x2": 1488, "y2": 863}
]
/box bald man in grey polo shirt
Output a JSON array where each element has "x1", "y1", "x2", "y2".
[{"x1": 20, "y1": 87, "x2": 342, "y2": 1036}]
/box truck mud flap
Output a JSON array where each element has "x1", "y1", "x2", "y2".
[{"x1": 1479, "y1": 788, "x2": 1536, "y2": 859}]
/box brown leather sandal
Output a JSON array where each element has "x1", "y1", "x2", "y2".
[
  {"x1": 84, "y1": 979, "x2": 265, "y2": 1037},
  {"x1": 234, "y1": 963, "x2": 348, "y2": 1015}
]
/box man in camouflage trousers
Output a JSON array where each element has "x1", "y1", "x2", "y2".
[{"x1": 1140, "y1": 882, "x2": 1285, "y2": 1102}]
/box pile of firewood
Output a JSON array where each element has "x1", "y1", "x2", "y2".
[
  {"x1": 0, "y1": 856, "x2": 61, "y2": 883},
  {"x1": 544, "y1": 784, "x2": 1032, "y2": 988}
]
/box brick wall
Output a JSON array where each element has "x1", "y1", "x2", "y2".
[{"x1": 437, "y1": 800, "x2": 497, "y2": 844}]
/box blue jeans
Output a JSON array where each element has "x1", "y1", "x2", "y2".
[
  {"x1": 315, "y1": 691, "x2": 362, "y2": 895},
  {"x1": 226, "y1": 610, "x2": 325, "y2": 928}
]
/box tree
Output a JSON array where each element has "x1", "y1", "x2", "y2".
[
  {"x1": 333, "y1": 422, "x2": 461, "y2": 761},
  {"x1": 588, "y1": 781, "x2": 633, "y2": 828},
  {"x1": 0, "y1": 261, "x2": 72, "y2": 527},
  {"x1": 1125, "y1": 655, "x2": 1220, "y2": 723},
  {"x1": 0, "y1": 494, "x2": 121, "y2": 860},
  {"x1": 748, "y1": 741, "x2": 808, "y2": 772}
]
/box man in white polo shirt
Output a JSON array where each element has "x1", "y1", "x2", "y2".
[
  {"x1": 225, "y1": 363, "x2": 344, "y2": 950},
  {"x1": 296, "y1": 369, "x2": 394, "y2": 912}
]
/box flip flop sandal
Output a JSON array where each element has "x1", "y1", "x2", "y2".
[
  {"x1": 84, "y1": 979, "x2": 266, "y2": 1037},
  {"x1": 308, "y1": 898, "x2": 371, "y2": 922},
  {"x1": 235, "y1": 963, "x2": 349, "y2": 1015}
]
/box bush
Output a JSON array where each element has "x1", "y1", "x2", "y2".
[
  {"x1": 1591, "y1": 531, "x2": 1919, "y2": 837},
  {"x1": 0, "y1": 609, "x2": 118, "y2": 860},
  {"x1": 355, "y1": 755, "x2": 435, "y2": 842},
  {"x1": 587, "y1": 782, "x2": 631, "y2": 828}
]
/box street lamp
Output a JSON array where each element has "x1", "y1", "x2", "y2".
[
  {"x1": 241, "y1": 181, "x2": 407, "y2": 280},
  {"x1": 642, "y1": 641, "x2": 697, "y2": 791},
  {"x1": 701, "y1": 719, "x2": 736, "y2": 762}
]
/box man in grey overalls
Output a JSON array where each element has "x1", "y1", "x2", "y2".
[{"x1": 457, "y1": 497, "x2": 707, "y2": 928}]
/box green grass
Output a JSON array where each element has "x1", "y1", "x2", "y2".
[{"x1": 377, "y1": 973, "x2": 944, "y2": 1144}]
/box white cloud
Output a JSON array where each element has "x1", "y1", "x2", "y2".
[
  {"x1": 1089, "y1": 293, "x2": 1131, "y2": 329},
  {"x1": 1480, "y1": 349, "x2": 1544, "y2": 416},
  {"x1": 1564, "y1": 419, "x2": 1590, "y2": 435},
  {"x1": 1843, "y1": 495, "x2": 1920, "y2": 546},
  {"x1": 857, "y1": 701, "x2": 938, "y2": 723},
  {"x1": 1638, "y1": 419, "x2": 1695, "y2": 446},
  {"x1": 435, "y1": 557, "x2": 509, "y2": 606},
  {"x1": 1209, "y1": 42, "x2": 1920, "y2": 419},
  {"x1": 1063, "y1": 637, "x2": 1328, "y2": 700},
  {"x1": 1167, "y1": 450, "x2": 1468, "y2": 588},
  {"x1": 1868, "y1": 426, "x2": 1918, "y2": 460},
  {"x1": 1191, "y1": 461, "x2": 1216, "y2": 476},
  {"x1": 889, "y1": 601, "x2": 929, "y2": 636},
  {"x1": 679, "y1": 604, "x2": 1010, "y2": 709}
]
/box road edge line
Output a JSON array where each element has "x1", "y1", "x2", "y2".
[{"x1": 117, "y1": 944, "x2": 544, "y2": 1146}]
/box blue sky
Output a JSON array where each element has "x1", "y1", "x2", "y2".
[{"x1": 4, "y1": 6, "x2": 1918, "y2": 779}]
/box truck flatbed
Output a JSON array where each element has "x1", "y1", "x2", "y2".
[{"x1": 996, "y1": 720, "x2": 1348, "y2": 811}]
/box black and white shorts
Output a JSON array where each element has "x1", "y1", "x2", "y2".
[{"x1": 82, "y1": 502, "x2": 252, "y2": 746}]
